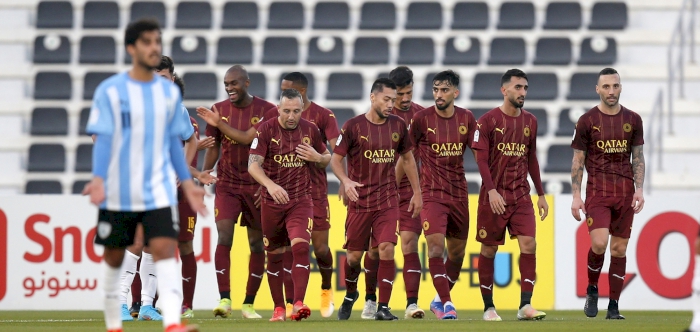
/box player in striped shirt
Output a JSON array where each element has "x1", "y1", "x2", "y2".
[{"x1": 83, "y1": 19, "x2": 206, "y2": 332}]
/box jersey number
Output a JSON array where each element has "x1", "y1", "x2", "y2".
[{"x1": 121, "y1": 112, "x2": 131, "y2": 129}]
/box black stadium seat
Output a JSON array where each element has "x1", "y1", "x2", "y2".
[
  {"x1": 589, "y1": 2, "x2": 628, "y2": 30},
  {"x1": 75, "y1": 144, "x2": 93, "y2": 172},
  {"x1": 327, "y1": 73, "x2": 363, "y2": 100},
  {"x1": 33, "y1": 35, "x2": 71, "y2": 64},
  {"x1": 28, "y1": 144, "x2": 65, "y2": 172},
  {"x1": 443, "y1": 37, "x2": 480, "y2": 65},
  {"x1": 353, "y1": 37, "x2": 389, "y2": 65},
  {"x1": 313, "y1": 2, "x2": 349, "y2": 29},
  {"x1": 31, "y1": 108, "x2": 68, "y2": 136},
  {"x1": 422, "y1": 71, "x2": 438, "y2": 100},
  {"x1": 526, "y1": 73, "x2": 558, "y2": 100},
  {"x1": 83, "y1": 1, "x2": 119, "y2": 29},
  {"x1": 248, "y1": 72, "x2": 267, "y2": 99},
  {"x1": 567, "y1": 73, "x2": 600, "y2": 100},
  {"x1": 216, "y1": 37, "x2": 253, "y2": 64},
  {"x1": 360, "y1": 2, "x2": 396, "y2": 30},
  {"x1": 26, "y1": 180, "x2": 62, "y2": 194},
  {"x1": 37, "y1": 1, "x2": 73, "y2": 28},
  {"x1": 545, "y1": 144, "x2": 574, "y2": 173},
  {"x1": 527, "y1": 108, "x2": 548, "y2": 136},
  {"x1": 556, "y1": 108, "x2": 578, "y2": 136},
  {"x1": 452, "y1": 2, "x2": 489, "y2": 29},
  {"x1": 471, "y1": 73, "x2": 503, "y2": 100},
  {"x1": 544, "y1": 180, "x2": 573, "y2": 194},
  {"x1": 79, "y1": 107, "x2": 90, "y2": 135},
  {"x1": 34, "y1": 72, "x2": 71, "y2": 100},
  {"x1": 497, "y1": 2, "x2": 535, "y2": 30},
  {"x1": 172, "y1": 36, "x2": 207, "y2": 64},
  {"x1": 307, "y1": 36, "x2": 344, "y2": 65},
  {"x1": 130, "y1": 1, "x2": 166, "y2": 26},
  {"x1": 80, "y1": 36, "x2": 116, "y2": 64},
  {"x1": 534, "y1": 38, "x2": 572, "y2": 65},
  {"x1": 72, "y1": 180, "x2": 89, "y2": 194},
  {"x1": 182, "y1": 72, "x2": 217, "y2": 100},
  {"x1": 222, "y1": 2, "x2": 258, "y2": 29},
  {"x1": 330, "y1": 108, "x2": 355, "y2": 129},
  {"x1": 268, "y1": 2, "x2": 304, "y2": 29},
  {"x1": 176, "y1": 2, "x2": 212, "y2": 29},
  {"x1": 488, "y1": 37, "x2": 526, "y2": 65},
  {"x1": 398, "y1": 38, "x2": 434, "y2": 65},
  {"x1": 543, "y1": 2, "x2": 581, "y2": 30},
  {"x1": 263, "y1": 37, "x2": 299, "y2": 64},
  {"x1": 578, "y1": 37, "x2": 617, "y2": 65},
  {"x1": 83, "y1": 72, "x2": 115, "y2": 100},
  {"x1": 406, "y1": 2, "x2": 442, "y2": 30}
]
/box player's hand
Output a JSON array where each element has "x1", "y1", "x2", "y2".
[
  {"x1": 338, "y1": 182, "x2": 348, "y2": 206},
  {"x1": 408, "y1": 194, "x2": 423, "y2": 218},
  {"x1": 267, "y1": 183, "x2": 289, "y2": 204},
  {"x1": 342, "y1": 180, "x2": 364, "y2": 202},
  {"x1": 537, "y1": 195, "x2": 549, "y2": 221},
  {"x1": 254, "y1": 186, "x2": 262, "y2": 208},
  {"x1": 197, "y1": 136, "x2": 216, "y2": 151},
  {"x1": 82, "y1": 177, "x2": 105, "y2": 206},
  {"x1": 571, "y1": 195, "x2": 586, "y2": 221},
  {"x1": 196, "y1": 169, "x2": 218, "y2": 186},
  {"x1": 488, "y1": 189, "x2": 506, "y2": 215},
  {"x1": 632, "y1": 188, "x2": 645, "y2": 214},
  {"x1": 196, "y1": 105, "x2": 221, "y2": 128},
  {"x1": 182, "y1": 180, "x2": 208, "y2": 216},
  {"x1": 295, "y1": 143, "x2": 322, "y2": 163}
]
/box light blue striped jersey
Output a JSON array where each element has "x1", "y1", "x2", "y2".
[{"x1": 86, "y1": 72, "x2": 192, "y2": 212}]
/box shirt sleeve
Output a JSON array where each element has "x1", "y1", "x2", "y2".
[
  {"x1": 410, "y1": 113, "x2": 423, "y2": 150},
  {"x1": 86, "y1": 85, "x2": 114, "y2": 136},
  {"x1": 323, "y1": 109, "x2": 341, "y2": 141},
  {"x1": 528, "y1": 120, "x2": 545, "y2": 196},
  {"x1": 254, "y1": 107, "x2": 279, "y2": 130},
  {"x1": 397, "y1": 119, "x2": 413, "y2": 155},
  {"x1": 333, "y1": 122, "x2": 351, "y2": 157},
  {"x1": 571, "y1": 116, "x2": 590, "y2": 151},
  {"x1": 177, "y1": 104, "x2": 195, "y2": 140},
  {"x1": 471, "y1": 115, "x2": 490, "y2": 151},
  {"x1": 249, "y1": 122, "x2": 269, "y2": 157},
  {"x1": 465, "y1": 111, "x2": 478, "y2": 148},
  {"x1": 312, "y1": 125, "x2": 327, "y2": 153},
  {"x1": 631, "y1": 113, "x2": 645, "y2": 146}
]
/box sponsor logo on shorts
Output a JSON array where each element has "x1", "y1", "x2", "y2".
[
  {"x1": 97, "y1": 221, "x2": 112, "y2": 239},
  {"x1": 459, "y1": 125, "x2": 468, "y2": 135},
  {"x1": 587, "y1": 217, "x2": 594, "y2": 227},
  {"x1": 302, "y1": 136, "x2": 311, "y2": 145},
  {"x1": 422, "y1": 220, "x2": 430, "y2": 231},
  {"x1": 263, "y1": 237, "x2": 269, "y2": 247},
  {"x1": 478, "y1": 228, "x2": 487, "y2": 239},
  {"x1": 523, "y1": 127, "x2": 531, "y2": 137},
  {"x1": 391, "y1": 132, "x2": 400, "y2": 142},
  {"x1": 623, "y1": 123, "x2": 632, "y2": 133}
]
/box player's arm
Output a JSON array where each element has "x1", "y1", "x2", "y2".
[
  {"x1": 297, "y1": 145, "x2": 331, "y2": 168},
  {"x1": 400, "y1": 150, "x2": 422, "y2": 218},
  {"x1": 196, "y1": 105, "x2": 257, "y2": 144},
  {"x1": 189, "y1": 166, "x2": 217, "y2": 185},
  {"x1": 631, "y1": 145, "x2": 645, "y2": 213},
  {"x1": 248, "y1": 153, "x2": 289, "y2": 204},
  {"x1": 570, "y1": 148, "x2": 587, "y2": 221},
  {"x1": 527, "y1": 134, "x2": 548, "y2": 221},
  {"x1": 183, "y1": 133, "x2": 198, "y2": 166},
  {"x1": 170, "y1": 134, "x2": 208, "y2": 216},
  {"x1": 202, "y1": 136, "x2": 220, "y2": 171}
]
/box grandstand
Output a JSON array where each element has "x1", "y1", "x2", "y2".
[{"x1": 0, "y1": 0, "x2": 697, "y2": 195}]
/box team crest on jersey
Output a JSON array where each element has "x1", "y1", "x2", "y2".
[
  {"x1": 524, "y1": 127, "x2": 531, "y2": 137},
  {"x1": 251, "y1": 116, "x2": 260, "y2": 125},
  {"x1": 391, "y1": 132, "x2": 400, "y2": 142},
  {"x1": 263, "y1": 237, "x2": 269, "y2": 247},
  {"x1": 587, "y1": 217, "x2": 594, "y2": 226},
  {"x1": 623, "y1": 123, "x2": 632, "y2": 133},
  {"x1": 478, "y1": 228, "x2": 487, "y2": 239},
  {"x1": 459, "y1": 125, "x2": 468, "y2": 135},
  {"x1": 302, "y1": 136, "x2": 311, "y2": 145},
  {"x1": 423, "y1": 220, "x2": 430, "y2": 231}
]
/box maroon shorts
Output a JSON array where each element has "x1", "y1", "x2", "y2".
[
  {"x1": 399, "y1": 195, "x2": 422, "y2": 235},
  {"x1": 312, "y1": 196, "x2": 331, "y2": 232},
  {"x1": 214, "y1": 185, "x2": 261, "y2": 230},
  {"x1": 585, "y1": 195, "x2": 634, "y2": 239},
  {"x1": 421, "y1": 200, "x2": 470, "y2": 240},
  {"x1": 261, "y1": 198, "x2": 313, "y2": 251},
  {"x1": 343, "y1": 207, "x2": 399, "y2": 251},
  {"x1": 476, "y1": 197, "x2": 535, "y2": 245},
  {"x1": 177, "y1": 188, "x2": 197, "y2": 242}
]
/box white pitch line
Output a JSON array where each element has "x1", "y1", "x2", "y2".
[{"x1": 0, "y1": 319, "x2": 101, "y2": 323}]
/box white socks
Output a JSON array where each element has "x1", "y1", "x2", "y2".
[
  {"x1": 690, "y1": 255, "x2": 700, "y2": 331},
  {"x1": 155, "y1": 257, "x2": 183, "y2": 328},
  {"x1": 118, "y1": 250, "x2": 140, "y2": 305},
  {"x1": 140, "y1": 252, "x2": 157, "y2": 306},
  {"x1": 103, "y1": 262, "x2": 122, "y2": 330}
]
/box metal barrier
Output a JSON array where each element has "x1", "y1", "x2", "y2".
[{"x1": 667, "y1": 0, "x2": 697, "y2": 135}]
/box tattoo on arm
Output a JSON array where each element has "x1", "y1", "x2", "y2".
[
  {"x1": 632, "y1": 145, "x2": 645, "y2": 189},
  {"x1": 571, "y1": 149, "x2": 586, "y2": 195},
  {"x1": 247, "y1": 154, "x2": 263, "y2": 168}
]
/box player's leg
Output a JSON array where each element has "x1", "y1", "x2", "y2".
[
  {"x1": 509, "y1": 200, "x2": 545, "y2": 321},
  {"x1": 212, "y1": 187, "x2": 242, "y2": 318},
  {"x1": 422, "y1": 202, "x2": 452, "y2": 319},
  {"x1": 177, "y1": 190, "x2": 197, "y2": 318},
  {"x1": 96, "y1": 210, "x2": 138, "y2": 332},
  {"x1": 361, "y1": 247, "x2": 379, "y2": 319},
  {"x1": 338, "y1": 212, "x2": 371, "y2": 320},
  {"x1": 687, "y1": 236, "x2": 700, "y2": 331},
  {"x1": 606, "y1": 196, "x2": 634, "y2": 320},
  {"x1": 286, "y1": 202, "x2": 314, "y2": 321},
  {"x1": 119, "y1": 224, "x2": 143, "y2": 320},
  {"x1": 584, "y1": 196, "x2": 613, "y2": 318},
  {"x1": 283, "y1": 246, "x2": 294, "y2": 317},
  {"x1": 444, "y1": 201, "x2": 469, "y2": 290},
  {"x1": 261, "y1": 201, "x2": 288, "y2": 322},
  {"x1": 373, "y1": 208, "x2": 400, "y2": 321},
  {"x1": 129, "y1": 257, "x2": 142, "y2": 317},
  {"x1": 137, "y1": 245, "x2": 162, "y2": 321},
  {"x1": 311, "y1": 197, "x2": 335, "y2": 317},
  {"x1": 399, "y1": 199, "x2": 423, "y2": 319},
  {"x1": 241, "y1": 192, "x2": 265, "y2": 319},
  {"x1": 476, "y1": 202, "x2": 506, "y2": 321}
]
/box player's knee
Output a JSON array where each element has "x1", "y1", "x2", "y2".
[
  {"x1": 591, "y1": 238, "x2": 608, "y2": 253},
  {"x1": 480, "y1": 245, "x2": 498, "y2": 258},
  {"x1": 427, "y1": 243, "x2": 445, "y2": 258},
  {"x1": 401, "y1": 242, "x2": 418, "y2": 255},
  {"x1": 178, "y1": 241, "x2": 194, "y2": 256},
  {"x1": 346, "y1": 253, "x2": 362, "y2": 267},
  {"x1": 609, "y1": 242, "x2": 627, "y2": 257},
  {"x1": 378, "y1": 242, "x2": 395, "y2": 260},
  {"x1": 249, "y1": 240, "x2": 265, "y2": 253},
  {"x1": 313, "y1": 242, "x2": 330, "y2": 256}
]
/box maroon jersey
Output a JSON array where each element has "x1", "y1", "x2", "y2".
[
  {"x1": 250, "y1": 118, "x2": 327, "y2": 204},
  {"x1": 334, "y1": 114, "x2": 413, "y2": 212},
  {"x1": 411, "y1": 106, "x2": 477, "y2": 202},
  {"x1": 392, "y1": 102, "x2": 425, "y2": 199},
  {"x1": 205, "y1": 97, "x2": 276, "y2": 190},
  {"x1": 188, "y1": 116, "x2": 200, "y2": 168},
  {"x1": 571, "y1": 105, "x2": 644, "y2": 197},
  {"x1": 472, "y1": 108, "x2": 540, "y2": 205}
]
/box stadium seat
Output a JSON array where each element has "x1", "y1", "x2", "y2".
[
  {"x1": 589, "y1": 2, "x2": 628, "y2": 30},
  {"x1": 353, "y1": 37, "x2": 389, "y2": 65},
  {"x1": 326, "y1": 73, "x2": 363, "y2": 100},
  {"x1": 216, "y1": 37, "x2": 253, "y2": 64},
  {"x1": 470, "y1": 108, "x2": 490, "y2": 120},
  {"x1": 544, "y1": 180, "x2": 573, "y2": 194},
  {"x1": 37, "y1": 1, "x2": 73, "y2": 28},
  {"x1": 544, "y1": 144, "x2": 574, "y2": 173},
  {"x1": 72, "y1": 180, "x2": 89, "y2": 194},
  {"x1": 79, "y1": 36, "x2": 116, "y2": 64},
  {"x1": 182, "y1": 72, "x2": 217, "y2": 100},
  {"x1": 533, "y1": 38, "x2": 572, "y2": 65},
  {"x1": 451, "y1": 2, "x2": 489, "y2": 29},
  {"x1": 488, "y1": 37, "x2": 526, "y2": 65},
  {"x1": 405, "y1": 2, "x2": 442, "y2": 30},
  {"x1": 443, "y1": 37, "x2": 480, "y2": 65},
  {"x1": 222, "y1": 2, "x2": 258, "y2": 29},
  {"x1": 578, "y1": 37, "x2": 617, "y2": 65},
  {"x1": 471, "y1": 73, "x2": 502, "y2": 100},
  {"x1": 464, "y1": 149, "x2": 478, "y2": 172},
  {"x1": 497, "y1": 2, "x2": 535, "y2": 30},
  {"x1": 31, "y1": 108, "x2": 68, "y2": 136},
  {"x1": 34, "y1": 72, "x2": 71, "y2": 100},
  {"x1": 307, "y1": 36, "x2": 344, "y2": 65},
  {"x1": 327, "y1": 178, "x2": 340, "y2": 195},
  {"x1": 248, "y1": 72, "x2": 267, "y2": 99},
  {"x1": 33, "y1": 35, "x2": 71, "y2": 64},
  {"x1": 329, "y1": 108, "x2": 355, "y2": 129},
  {"x1": 278, "y1": 72, "x2": 315, "y2": 99},
  {"x1": 83, "y1": 1, "x2": 119, "y2": 28},
  {"x1": 556, "y1": 108, "x2": 578, "y2": 136},
  {"x1": 268, "y1": 2, "x2": 304, "y2": 29},
  {"x1": 28, "y1": 144, "x2": 65, "y2": 172},
  {"x1": 359, "y1": 2, "x2": 396, "y2": 30},
  {"x1": 263, "y1": 37, "x2": 299, "y2": 64},
  {"x1": 83, "y1": 72, "x2": 116, "y2": 100},
  {"x1": 172, "y1": 36, "x2": 207, "y2": 64},
  {"x1": 567, "y1": 73, "x2": 599, "y2": 100},
  {"x1": 130, "y1": 1, "x2": 166, "y2": 26},
  {"x1": 422, "y1": 71, "x2": 439, "y2": 100},
  {"x1": 467, "y1": 180, "x2": 481, "y2": 192},
  {"x1": 526, "y1": 73, "x2": 558, "y2": 100},
  {"x1": 527, "y1": 108, "x2": 548, "y2": 136},
  {"x1": 543, "y1": 2, "x2": 581, "y2": 30},
  {"x1": 398, "y1": 38, "x2": 434, "y2": 65},
  {"x1": 79, "y1": 107, "x2": 90, "y2": 135},
  {"x1": 75, "y1": 144, "x2": 92, "y2": 172},
  {"x1": 187, "y1": 108, "x2": 206, "y2": 135},
  {"x1": 313, "y1": 2, "x2": 349, "y2": 29},
  {"x1": 25, "y1": 180, "x2": 62, "y2": 194},
  {"x1": 175, "y1": 2, "x2": 212, "y2": 29}
]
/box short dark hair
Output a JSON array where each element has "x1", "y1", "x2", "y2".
[
  {"x1": 173, "y1": 73, "x2": 185, "y2": 97},
  {"x1": 501, "y1": 69, "x2": 528, "y2": 86},
  {"x1": 389, "y1": 66, "x2": 414, "y2": 88},
  {"x1": 282, "y1": 72, "x2": 308, "y2": 88},
  {"x1": 432, "y1": 70, "x2": 460, "y2": 87},
  {"x1": 370, "y1": 78, "x2": 397, "y2": 94},
  {"x1": 598, "y1": 67, "x2": 619, "y2": 78},
  {"x1": 156, "y1": 55, "x2": 174, "y2": 74},
  {"x1": 279, "y1": 88, "x2": 303, "y2": 104},
  {"x1": 125, "y1": 18, "x2": 160, "y2": 47}
]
